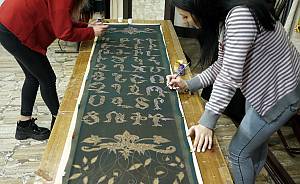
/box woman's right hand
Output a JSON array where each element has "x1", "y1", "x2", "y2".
[
  {"x1": 92, "y1": 24, "x2": 109, "y2": 37},
  {"x1": 166, "y1": 74, "x2": 188, "y2": 91}
]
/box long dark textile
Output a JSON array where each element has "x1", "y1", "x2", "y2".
[{"x1": 64, "y1": 24, "x2": 199, "y2": 184}]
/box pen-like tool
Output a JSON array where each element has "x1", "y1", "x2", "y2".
[{"x1": 166, "y1": 62, "x2": 191, "y2": 88}]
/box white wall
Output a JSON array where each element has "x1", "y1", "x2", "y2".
[
  {"x1": 174, "y1": 7, "x2": 186, "y2": 27},
  {"x1": 285, "y1": 0, "x2": 300, "y2": 36},
  {"x1": 132, "y1": 0, "x2": 165, "y2": 20},
  {"x1": 110, "y1": 0, "x2": 123, "y2": 19}
]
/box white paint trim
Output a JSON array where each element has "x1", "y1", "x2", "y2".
[
  {"x1": 285, "y1": 0, "x2": 300, "y2": 36},
  {"x1": 54, "y1": 37, "x2": 98, "y2": 184},
  {"x1": 160, "y1": 25, "x2": 204, "y2": 184},
  {"x1": 110, "y1": 0, "x2": 123, "y2": 19}
]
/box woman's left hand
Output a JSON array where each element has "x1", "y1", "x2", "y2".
[
  {"x1": 88, "y1": 20, "x2": 104, "y2": 27},
  {"x1": 188, "y1": 124, "x2": 213, "y2": 152}
]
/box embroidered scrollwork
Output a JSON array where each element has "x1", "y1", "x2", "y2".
[
  {"x1": 111, "y1": 84, "x2": 121, "y2": 94},
  {"x1": 112, "y1": 56, "x2": 127, "y2": 64},
  {"x1": 128, "y1": 84, "x2": 143, "y2": 96},
  {"x1": 104, "y1": 111, "x2": 127, "y2": 124},
  {"x1": 130, "y1": 74, "x2": 146, "y2": 84},
  {"x1": 146, "y1": 86, "x2": 166, "y2": 97},
  {"x1": 93, "y1": 63, "x2": 109, "y2": 71},
  {"x1": 133, "y1": 57, "x2": 144, "y2": 65},
  {"x1": 88, "y1": 95, "x2": 105, "y2": 107},
  {"x1": 131, "y1": 64, "x2": 146, "y2": 73},
  {"x1": 154, "y1": 97, "x2": 164, "y2": 110},
  {"x1": 135, "y1": 97, "x2": 150, "y2": 110},
  {"x1": 130, "y1": 112, "x2": 147, "y2": 125},
  {"x1": 113, "y1": 64, "x2": 125, "y2": 72},
  {"x1": 150, "y1": 66, "x2": 165, "y2": 73},
  {"x1": 81, "y1": 131, "x2": 176, "y2": 160},
  {"x1": 111, "y1": 97, "x2": 132, "y2": 109},
  {"x1": 88, "y1": 81, "x2": 108, "y2": 94},
  {"x1": 112, "y1": 73, "x2": 127, "y2": 83},
  {"x1": 82, "y1": 111, "x2": 100, "y2": 125},
  {"x1": 91, "y1": 71, "x2": 105, "y2": 81},
  {"x1": 150, "y1": 75, "x2": 164, "y2": 84}
]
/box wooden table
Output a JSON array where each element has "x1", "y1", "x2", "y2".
[{"x1": 36, "y1": 20, "x2": 233, "y2": 184}]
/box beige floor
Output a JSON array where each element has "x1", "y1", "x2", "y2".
[
  {"x1": 0, "y1": 36, "x2": 299, "y2": 184},
  {"x1": 0, "y1": 41, "x2": 78, "y2": 183}
]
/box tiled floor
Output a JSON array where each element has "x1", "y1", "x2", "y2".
[{"x1": 0, "y1": 42, "x2": 78, "y2": 183}]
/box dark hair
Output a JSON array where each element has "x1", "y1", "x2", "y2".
[
  {"x1": 172, "y1": 0, "x2": 276, "y2": 69},
  {"x1": 72, "y1": 0, "x2": 89, "y2": 20}
]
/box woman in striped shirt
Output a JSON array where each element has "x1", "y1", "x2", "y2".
[{"x1": 166, "y1": 0, "x2": 300, "y2": 183}]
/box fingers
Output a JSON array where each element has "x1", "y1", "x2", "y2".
[
  {"x1": 90, "y1": 20, "x2": 101, "y2": 25},
  {"x1": 89, "y1": 21, "x2": 105, "y2": 27},
  {"x1": 169, "y1": 78, "x2": 181, "y2": 89},
  {"x1": 208, "y1": 135, "x2": 213, "y2": 150},
  {"x1": 202, "y1": 136, "x2": 209, "y2": 152},
  {"x1": 166, "y1": 75, "x2": 184, "y2": 90},
  {"x1": 189, "y1": 125, "x2": 213, "y2": 153},
  {"x1": 187, "y1": 126, "x2": 194, "y2": 137},
  {"x1": 96, "y1": 24, "x2": 109, "y2": 32},
  {"x1": 94, "y1": 21, "x2": 103, "y2": 25},
  {"x1": 166, "y1": 74, "x2": 176, "y2": 85},
  {"x1": 197, "y1": 135, "x2": 204, "y2": 152},
  {"x1": 188, "y1": 127, "x2": 196, "y2": 152},
  {"x1": 193, "y1": 130, "x2": 200, "y2": 152},
  {"x1": 93, "y1": 24, "x2": 109, "y2": 37},
  {"x1": 99, "y1": 24, "x2": 109, "y2": 29},
  {"x1": 199, "y1": 135, "x2": 213, "y2": 152}
]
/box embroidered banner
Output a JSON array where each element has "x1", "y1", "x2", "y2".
[{"x1": 63, "y1": 24, "x2": 201, "y2": 184}]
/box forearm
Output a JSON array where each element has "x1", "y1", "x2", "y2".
[
  {"x1": 57, "y1": 27, "x2": 94, "y2": 42},
  {"x1": 199, "y1": 81, "x2": 237, "y2": 129},
  {"x1": 186, "y1": 59, "x2": 222, "y2": 92}
]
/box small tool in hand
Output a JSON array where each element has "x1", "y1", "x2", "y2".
[
  {"x1": 96, "y1": 18, "x2": 103, "y2": 23},
  {"x1": 166, "y1": 62, "x2": 191, "y2": 88}
]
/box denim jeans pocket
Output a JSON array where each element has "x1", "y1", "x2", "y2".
[{"x1": 289, "y1": 100, "x2": 300, "y2": 114}]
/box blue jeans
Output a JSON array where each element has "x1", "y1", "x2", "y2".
[{"x1": 228, "y1": 100, "x2": 300, "y2": 184}]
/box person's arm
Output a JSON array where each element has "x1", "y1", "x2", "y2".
[
  {"x1": 189, "y1": 6, "x2": 258, "y2": 152},
  {"x1": 47, "y1": 0, "x2": 94, "y2": 42},
  {"x1": 186, "y1": 42, "x2": 224, "y2": 92},
  {"x1": 166, "y1": 39, "x2": 224, "y2": 92},
  {"x1": 200, "y1": 7, "x2": 258, "y2": 129}
]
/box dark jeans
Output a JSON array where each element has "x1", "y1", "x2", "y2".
[{"x1": 0, "y1": 24, "x2": 59, "y2": 116}]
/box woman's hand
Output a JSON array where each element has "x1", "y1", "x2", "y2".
[
  {"x1": 166, "y1": 74, "x2": 188, "y2": 91},
  {"x1": 188, "y1": 124, "x2": 213, "y2": 152},
  {"x1": 92, "y1": 24, "x2": 109, "y2": 37},
  {"x1": 88, "y1": 20, "x2": 104, "y2": 27}
]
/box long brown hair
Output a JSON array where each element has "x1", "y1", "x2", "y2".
[{"x1": 72, "y1": 0, "x2": 89, "y2": 20}]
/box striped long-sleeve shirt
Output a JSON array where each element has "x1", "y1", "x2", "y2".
[{"x1": 186, "y1": 6, "x2": 300, "y2": 129}]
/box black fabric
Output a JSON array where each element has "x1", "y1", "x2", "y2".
[
  {"x1": 63, "y1": 24, "x2": 199, "y2": 184},
  {"x1": 17, "y1": 119, "x2": 31, "y2": 127},
  {"x1": 201, "y1": 85, "x2": 245, "y2": 123},
  {"x1": 50, "y1": 116, "x2": 56, "y2": 131},
  {"x1": 0, "y1": 23, "x2": 59, "y2": 116},
  {"x1": 15, "y1": 118, "x2": 50, "y2": 140}
]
